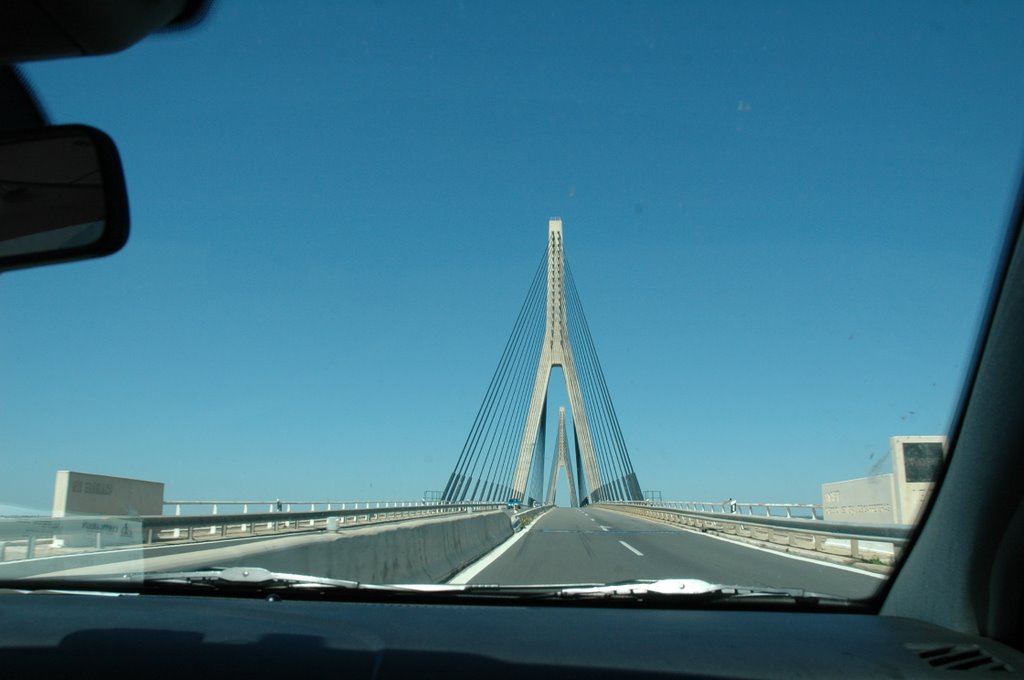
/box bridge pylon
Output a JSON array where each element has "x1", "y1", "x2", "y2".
[
  {"x1": 545, "y1": 407, "x2": 579, "y2": 507},
  {"x1": 441, "y1": 217, "x2": 642, "y2": 506},
  {"x1": 511, "y1": 218, "x2": 606, "y2": 504}
]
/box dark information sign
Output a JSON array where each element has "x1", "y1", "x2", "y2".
[{"x1": 903, "y1": 442, "x2": 944, "y2": 483}]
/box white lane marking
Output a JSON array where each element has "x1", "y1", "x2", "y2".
[
  {"x1": 599, "y1": 526, "x2": 611, "y2": 532},
  {"x1": 447, "y1": 516, "x2": 542, "y2": 585},
  {"x1": 619, "y1": 540, "x2": 644, "y2": 557},
  {"x1": 590, "y1": 518, "x2": 596, "y2": 522}
]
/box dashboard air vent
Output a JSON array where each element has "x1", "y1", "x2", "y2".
[{"x1": 907, "y1": 644, "x2": 1011, "y2": 672}]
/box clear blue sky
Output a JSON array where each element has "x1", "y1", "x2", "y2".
[{"x1": 3, "y1": 1, "x2": 1024, "y2": 512}]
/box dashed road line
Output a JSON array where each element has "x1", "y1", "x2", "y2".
[{"x1": 619, "y1": 540, "x2": 644, "y2": 557}]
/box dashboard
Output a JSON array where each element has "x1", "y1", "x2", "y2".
[{"x1": 1, "y1": 592, "x2": 1022, "y2": 677}]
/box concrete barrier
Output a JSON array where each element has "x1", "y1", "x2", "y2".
[
  {"x1": 236, "y1": 510, "x2": 513, "y2": 583},
  {"x1": 1, "y1": 510, "x2": 514, "y2": 585}
]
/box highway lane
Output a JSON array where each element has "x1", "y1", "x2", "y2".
[{"x1": 466, "y1": 507, "x2": 882, "y2": 599}]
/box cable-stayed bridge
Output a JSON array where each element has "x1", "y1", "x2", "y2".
[
  {"x1": 0, "y1": 221, "x2": 891, "y2": 598},
  {"x1": 442, "y1": 218, "x2": 643, "y2": 506}
]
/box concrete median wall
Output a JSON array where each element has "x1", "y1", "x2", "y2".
[
  {"x1": 4, "y1": 510, "x2": 514, "y2": 584},
  {"x1": 242, "y1": 510, "x2": 513, "y2": 583}
]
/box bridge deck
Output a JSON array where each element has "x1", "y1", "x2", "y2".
[{"x1": 461, "y1": 507, "x2": 882, "y2": 599}]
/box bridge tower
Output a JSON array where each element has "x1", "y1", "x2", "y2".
[
  {"x1": 441, "y1": 217, "x2": 642, "y2": 506},
  {"x1": 511, "y1": 218, "x2": 606, "y2": 503},
  {"x1": 545, "y1": 407, "x2": 579, "y2": 506}
]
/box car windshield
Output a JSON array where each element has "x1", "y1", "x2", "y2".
[{"x1": 2, "y1": 1, "x2": 1023, "y2": 602}]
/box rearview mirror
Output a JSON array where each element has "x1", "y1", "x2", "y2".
[{"x1": 0, "y1": 124, "x2": 129, "y2": 272}]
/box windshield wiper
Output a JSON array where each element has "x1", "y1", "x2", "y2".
[
  {"x1": 441, "y1": 578, "x2": 850, "y2": 605},
  {"x1": 6, "y1": 567, "x2": 397, "y2": 597},
  {"x1": 139, "y1": 566, "x2": 365, "y2": 591},
  {"x1": 6, "y1": 572, "x2": 850, "y2": 606},
  {"x1": 556, "y1": 578, "x2": 724, "y2": 596}
]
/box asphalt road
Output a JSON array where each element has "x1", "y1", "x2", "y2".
[{"x1": 467, "y1": 507, "x2": 883, "y2": 599}]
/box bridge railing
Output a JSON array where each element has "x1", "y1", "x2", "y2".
[
  {"x1": 649, "y1": 500, "x2": 824, "y2": 521},
  {"x1": 0, "y1": 501, "x2": 504, "y2": 562},
  {"x1": 163, "y1": 499, "x2": 455, "y2": 517},
  {"x1": 600, "y1": 501, "x2": 911, "y2": 564},
  {"x1": 149, "y1": 501, "x2": 506, "y2": 544},
  {"x1": 511, "y1": 503, "x2": 553, "y2": 530}
]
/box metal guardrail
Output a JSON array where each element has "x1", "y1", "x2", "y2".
[
  {"x1": 145, "y1": 502, "x2": 504, "y2": 543},
  {"x1": 601, "y1": 501, "x2": 912, "y2": 562},
  {"x1": 163, "y1": 499, "x2": 449, "y2": 516},
  {"x1": 511, "y1": 504, "x2": 552, "y2": 529},
  {"x1": 0, "y1": 502, "x2": 504, "y2": 562},
  {"x1": 651, "y1": 500, "x2": 825, "y2": 520}
]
